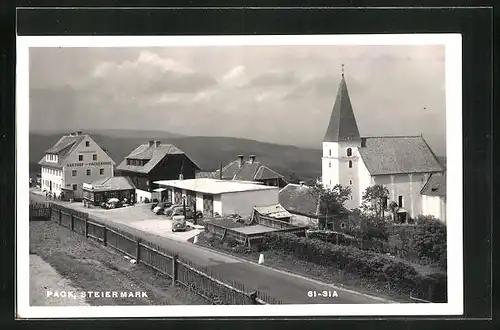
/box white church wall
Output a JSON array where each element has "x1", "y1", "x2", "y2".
[
  {"x1": 357, "y1": 158, "x2": 372, "y2": 207},
  {"x1": 422, "y1": 195, "x2": 446, "y2": 224},
  {"x1": 372, "y1": 173, "x2": 430, "y2": 219}
]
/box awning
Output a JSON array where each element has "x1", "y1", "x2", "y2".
[
  {"x1": 153, "y1": 188, "x2": 167, "y2": 192},
  {"x1": 397, "y1": 208, "x2": 408, "y2": 214}
]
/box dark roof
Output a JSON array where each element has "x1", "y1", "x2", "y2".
[
  {"x1": 84, "y1": 176, "x2": 136, "y2": 192},
  {"x1": 358, "y1": 136, "x2": 444, "y2": 175},
  {"x1": 279, "y1": 183, "x2": 320, "y2": 218},
  {"x1": 421, "y1": 173, "x2": 446, "y2": 196},
  {"x1": 214, "y1": 158, "x2": 285, "y2": 182},
  {"x1": 116, "y1": 143, "x2": 200, "y2": 174},
  {"x1": 38, "y1": 134, "x2": 87, "y2": 169},
  {"x1": 323, "y1": 75, "x2": 361, "y2": 142}
]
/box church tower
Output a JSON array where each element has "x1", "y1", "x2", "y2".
[{"x1": 322, "y1": 66, "x2": 362, "y2": 209}]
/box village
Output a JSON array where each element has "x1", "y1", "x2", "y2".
[{"x1": 29, "y1": 72, "x2": 448, "y2": 305}]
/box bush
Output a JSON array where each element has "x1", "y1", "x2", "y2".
[
  {"x1": 262, "y1": 232, "x2": 446, "y2": 301},
  {"x1": 412, "y1": 215, "x2": 447, "y2": 266}
]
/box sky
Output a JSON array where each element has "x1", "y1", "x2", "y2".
[{"x1": 29, "y1": 44, "x2": 447, "y2": 155}]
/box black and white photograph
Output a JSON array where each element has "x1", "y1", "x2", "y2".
[{"x1": 17, "y1": 34, "x2": 463, "y2": 318}]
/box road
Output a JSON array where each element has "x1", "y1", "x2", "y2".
[{"x1": 29, "y1": 191, "x2": 393, "y2": 305}]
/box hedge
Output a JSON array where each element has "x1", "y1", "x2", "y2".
[{"x1": 262, "y1": 232, "x2": 447, "y2": 302}]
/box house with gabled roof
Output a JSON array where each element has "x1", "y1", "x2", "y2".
[
  {"x1": 115, "y1": 140, "x2": 200, "y2": 202},
  {"x1": 196, "y1": 154, "x2": 288, "y2": 188},
  {"x1": 38, "y1": 131, "x2": 115, "y2": 200},
  {"x1": 320, "y1": 70, "x2": 445, "y2": 222}
]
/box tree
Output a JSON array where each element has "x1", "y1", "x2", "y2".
[
  {"x1": 348, "y1": 208, "x2": 389, "y2": 241},
  {"x1": 360, "y1": 185, "x2": 390, "y2": 220},
  {"x1": 308, "y1": 183, "x2": 351, "y2": 230}
]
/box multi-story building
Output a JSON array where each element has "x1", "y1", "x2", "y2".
[{"x1": 38, "y1": 131, "x2": 115, "y2": 200}]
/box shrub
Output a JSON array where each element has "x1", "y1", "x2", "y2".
[
  {"x1": 412, "y1": 215, "x2": 447, "y2": 266},
  {"x1": 262, "y1": 232, "x2": 446, "y2": 301}
]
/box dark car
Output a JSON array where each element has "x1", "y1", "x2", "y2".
[
  {"x1": 172, "y1": 216, "x2": 188, "y2": 232},
  {"x1": 152, "y1": 201, "x2": 172, "y2": 215}
]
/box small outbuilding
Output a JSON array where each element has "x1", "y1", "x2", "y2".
[
  {"x1": 251, "y1": 204, "x2": 292, "y2": 222},
  {"x1": 154, "y1": 178, "x2": 279, "y2": 218},
  {"x1": 83, "y1": 176, "x2": 136, "y2": 206}
]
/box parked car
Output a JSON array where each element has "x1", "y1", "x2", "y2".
[
  {"x1": 163, "y1": 204, "x2": 182, "y2": 216},
  {"x1": 152, "y1": 201, "x2": 172, "y2": 215},
  {"x1": 172, "y1": 215, "x2": 188, "y2": 232}
]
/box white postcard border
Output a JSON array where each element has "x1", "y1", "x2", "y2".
[{"x1": 16, "y1": 34, "x2": 463, "y2": 318}]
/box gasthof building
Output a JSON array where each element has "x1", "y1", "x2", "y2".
[{"x1": 38, "y1": 131, "x2": 116, "y2": 200}]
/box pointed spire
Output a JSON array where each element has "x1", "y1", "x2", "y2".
[{"x1": 323, "y1": 72, "x2": 361, "y2": 143}]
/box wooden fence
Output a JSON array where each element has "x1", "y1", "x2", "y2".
[
  {"x1": 29, "y1": 203, "x2": 51, "y2": 221},
  {"x1": 49, "y1": 203, "x2": 282, "y2": 305}
]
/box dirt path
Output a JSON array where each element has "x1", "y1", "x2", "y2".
[{"x1": 30, "y1": 220, "x2": 208, "y2": 306}]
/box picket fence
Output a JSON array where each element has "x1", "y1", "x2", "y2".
[{"x1": 49, "y1": 203, "x2": 281, "y2": 305}]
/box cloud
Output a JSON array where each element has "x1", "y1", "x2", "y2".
[
  {"x1": 222, "y1": 65, "x2": 246, "y2": 82},
  {"x1": 245, "y1": 71, "x2": 300, "y2": 88}
]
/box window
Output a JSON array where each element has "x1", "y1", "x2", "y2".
[
  {"x1": 349, "y1": 179, "x2": 352, "y2": 185},
  {"x1": 86, "y1": 169, "x2": 91, "y2": 176},
  {"x1": 72, "y1": 184, "x2": 77, "y2": 191},
  {"x1": 93, "y1": 154, "x2": 97, "y2": 161},
  {"x1": 348, "y1": 160, "x2": 353, "y2": 168},
  {"x1": 329, "y1": 161, "x2": 331, "y2": 168},
  {"x1": 72, "y1": 170, "x2": 77, "y2": 177},
  {"x1": 78, "y1": 155, "x2": 83, "y2": 161},
  {"x1": 329, "y1": 180, "x2": 332, "y2": 185},
  {"x1": 85, "y1": 141, "x2": 90, "y2": 147},
  {"x1": 100, "y1": 168, "x2": 104, "y2": 175},
  {"x1": 347, "y1": 148, "x2": 352, "y2": 157},
  {"x1": 340, "y1": 222, "x2": 346, "y2": 229},
  {"x1": 398, "y1": 195, "x2": 403, "y2": 208},
  {"x1": 329, "y1": 149, "x2": 331, "y2": 156}
]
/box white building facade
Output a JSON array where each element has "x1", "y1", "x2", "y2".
[{"x1": 39, "y1": 132, "x2": 115, "y2": 200}]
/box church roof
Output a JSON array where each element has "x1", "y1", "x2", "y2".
[
  {"x1": 421, "y1": 173, "x2": 446, "y2": 196},
  {"x1": 358, "y1": 136, "x2": 444, "y2": 175},
  {"x1": 323, "y1": 75, "x2": 361, "y2": 143}
]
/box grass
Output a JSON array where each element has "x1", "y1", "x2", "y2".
[{"x1": 30, "y1": 220, "x2": 209, "y2": 306}]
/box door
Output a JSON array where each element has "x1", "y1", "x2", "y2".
[
  {"x1": 49, "y1": 181, "x2": 52, "y2": 192},
  {"x1": 203, "y1": 194, "x2": 214, "y2": 217}
]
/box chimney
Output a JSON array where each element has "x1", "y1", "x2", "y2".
[
  {"x1": 249, "y1": 155, "x2": 256, "y2": 164},
  {"x1": 219, "y1": 161, "x2": 223, "y2": 180},
  {"x1": 76, "y1": 131, "x2": 83, "y2": 135},
  {"x1": 148, "y1": 140, "x2": 154, "y2": 147},
  {"x1": 154, "y1": 140, "x2": 161, "y2": 147},
  {"x1": 361, "y1": 137, "x2": 367, "y2": 147},
  {"x1": 237, "y1": 155, "x2": 244, "y2": 168},
  {"x1": 179, "y1": 173, "x2": 184, "y2": 180},
  {"x1": 299, "y1": 181, "x2": 305, "y2": 187}
]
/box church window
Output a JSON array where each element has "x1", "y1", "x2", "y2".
[
  {"x1": 329, "y1": 161, "x2": 331, "y2": 168},
  {"x1": 348, "y1": 160, "x2": 353, "y2": 168},
  {"x1": 349, "y1": 179, "x2": 352, "y2": 185},
  {"x1": 340, "y1": 222, "x2": 346, "y2": 229},
  {"x1": 329, "y1": 180, "x2": 331, "y2": 185},
  {"x1": 398, "y1": 195, "x2": 403, "y2": 208},
  {"x1": 347, "y1": 148, "x2": 352, "y2": 157},
  {"x1": 329, "y1": 149, "x2": 331, "y2": 156}
]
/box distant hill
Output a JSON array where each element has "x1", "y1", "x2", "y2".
[{"x1": 29, "y1": 132, "x2": 322, "y2": 182}]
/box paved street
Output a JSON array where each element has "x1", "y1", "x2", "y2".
[{"x1": 29, "y1": 190, "x2": 393, "y2": 305}]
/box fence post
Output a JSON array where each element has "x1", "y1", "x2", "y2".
[
  {"x1": 172, "y1": 254, "x2": 178, "y2": 286},
  {"x1": 58, "y1": 211, "x2": 62, "y2": 226},
  {"x1": 70, "y1": 214, "x2": 74, "y2": 231},
  {"x1": 84, "y1": 216, "x2": 88, "y2": 238},
  {"x1": 136, "y1": 238, "x2": 141, "y2": 262},
  {"x1": 103, "y1": 226, "x2": 107, "y2": 246}
]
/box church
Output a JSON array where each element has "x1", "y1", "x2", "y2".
[{"x1": 320, "y1": 69, "x2": 446, "y2": 223}]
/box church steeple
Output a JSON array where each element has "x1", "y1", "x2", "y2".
[{"x1": 323, "y1": 66, "x2": 361, "y2": 142}]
